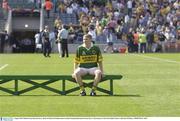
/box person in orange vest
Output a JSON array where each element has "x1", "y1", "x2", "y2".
[
  {"x1": 133, "y1": 30, "x2": 139, "y2": 53},
  {"x1": 44, "y1": 0, "x2": 53, "y2": 18}
]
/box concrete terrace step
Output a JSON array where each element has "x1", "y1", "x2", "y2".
[{"x1": 0, "y1": 19, "x2": 6, "y2": 31}]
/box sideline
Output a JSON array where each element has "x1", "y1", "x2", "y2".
[
  {"x1": 133, "y1": 54, "x2": 180, "y2": 64},
  {"x1": 0, "y1": 64, "x2": 9, "y2": 70}
]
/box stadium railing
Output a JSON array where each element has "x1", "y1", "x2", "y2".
[{"x1": 0, "y1": 75, "x2": 122, "y2": 96}]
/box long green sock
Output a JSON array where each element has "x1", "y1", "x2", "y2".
[
  {"x1": 80, "y1": 85, "x2": 85, "y2": 91},
  {"x1": 92, "y1": 86, "x2": 97, "y2": 91}
]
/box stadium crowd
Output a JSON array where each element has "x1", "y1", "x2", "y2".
[
  {"x1": 52, "y1": 0, "x2": 180, "y2": 53},
  {"x1": 1, "y1": 0, "x2": 180, "y2": 53}
]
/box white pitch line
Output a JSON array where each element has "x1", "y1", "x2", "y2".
[
  {"x1": 133, "y1": 54, "x2": 180, "y2": 64},
  {"x1": 0, "y1": 64, "x2": 9, "y2": 70}
]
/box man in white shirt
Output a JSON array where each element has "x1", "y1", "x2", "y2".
[
  {"x1": 34, "y1": 32, "x2": 41, "y2": 52},
  {"x1": 127, "y1": 0, "x2": 132, "y2": 16},
  {"x1": 88, "y1": 25, "x2": 96, "y2": 44},
  {"x1": 57, "y1": 25, "x2": 69, "y2": 58}
]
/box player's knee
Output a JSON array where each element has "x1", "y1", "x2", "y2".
[
  {"x1": 95, "y1": 70, "x2": 102, "y2": 76},
  {"x1": 74, "y1": 71, "x2": 81, "y2": 77}
]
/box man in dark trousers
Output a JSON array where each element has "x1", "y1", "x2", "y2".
[
  {"x1": 57, "y1": 24, "x2": 69, "y2": 58},
  {"x1": 0, "y1": 30, "x2": 9, "y2": 53},
  {"x1": 158, "y1": 31, "x2": 166, "y2": 52},
  {"x1": 42, "y1": 26, "x2": 51, "y2": 57},
  {"x1": 146, "y1": 28, "x2": 154, "y2": 53}
]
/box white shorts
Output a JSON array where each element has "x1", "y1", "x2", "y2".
[{"x1": 74, "y1": 67, "x2": 101, "y2": 76}]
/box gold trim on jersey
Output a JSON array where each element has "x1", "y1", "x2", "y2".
[
  {"x1": 79, "y1": 55, "x2": 97, "y2": 63},
  {"x1": 98, "y1": 55, "x2": 103, "y2": 62},
  {"x1": 75, "y1": 53, "x2": 103, "y2": 63}
]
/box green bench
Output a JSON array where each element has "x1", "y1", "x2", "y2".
[{"x1": 0, "y1": 75, "x2": 122, "y2": 95}]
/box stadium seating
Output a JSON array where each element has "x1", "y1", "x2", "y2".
[
  {"x1": 59, "y1": 13, "x2": 78, "y2": 24},
  {"x1": 0, "y1": 7, "x2": 4, "y2": 17},
  {"x1": 0, "y1": 7, "x2": 6, "y2": 31},
  {"x1": 0, "y1": 75, "x2": 122, "y2": 95}
]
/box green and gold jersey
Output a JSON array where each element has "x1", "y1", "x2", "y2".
[{"x1": 75, "y1": 45, "x2": 103, "y2": 68}]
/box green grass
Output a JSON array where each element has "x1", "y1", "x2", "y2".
[{"x1": 0, "y1": 53, "x2": 180, "y2": 117}]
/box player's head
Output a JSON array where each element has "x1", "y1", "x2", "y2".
[{"x1": 83, "y1": 34, "x2": 92, "y2": 44}]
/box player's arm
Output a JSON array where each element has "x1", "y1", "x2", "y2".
[
  {"x1": 98, "y1": 61, "x2": 104, "y2": 74},
  {"x1": 74, "y1": 48, "x2": 80, "y2": 72}
]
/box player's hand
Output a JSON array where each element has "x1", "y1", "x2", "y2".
[
  {"x1": 72, "y1": 73, "x2": 75, "y2": 78},
  {"x1": 101, "y1": 73, "x2": 105, "y2": 78}
]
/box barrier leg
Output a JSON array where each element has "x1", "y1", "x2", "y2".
[
  {"x1": 14, "y1": 79, "x2": 19, "y2": 95},
  {"x1": 62, "y1": 79, "x2": 66, "y2": 95},
  {"x1": 110, "y1": 79, "x2": 113, "y2": 95}
]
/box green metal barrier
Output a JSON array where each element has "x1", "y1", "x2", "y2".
[{"x1": 0, "y1": 75, "x2": 122, "y2": 95}]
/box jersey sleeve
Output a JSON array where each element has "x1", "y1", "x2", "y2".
[{"x1": 97, "y1": 47, "x2": 103, "y2": 62}]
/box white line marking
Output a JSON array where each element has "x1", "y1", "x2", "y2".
[
  {"x1": 0, "y1": 64, "x2": 9, "y2": 70},
  {"x1": 133, "y1": 54, "x2": 180, "y2": 64}
]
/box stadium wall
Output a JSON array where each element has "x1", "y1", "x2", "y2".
[
  {"x1": 52, "y1": 44, "x2": 127, "y2": 53},
  {"x1": 12, "y1": 17, "x2": 40, "y2": 31},
  {"x1": 2, "y1": 43, "x2": 180, "y2": 53}
]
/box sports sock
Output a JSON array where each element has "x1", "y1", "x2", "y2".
[
  {"x1": 92, "y1": 86, "x2": 97, "y2": 91},
  {"x1": 80, "y1": 85, "x2": 85, "y2": 91}
]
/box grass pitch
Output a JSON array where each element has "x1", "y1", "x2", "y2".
[{"x1": 0, "y1": 53, "x2": 180, "y2": 117}]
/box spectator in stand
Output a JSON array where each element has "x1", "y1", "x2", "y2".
[
  {"x1": 58, "y1": 1, "x2": 66, "y2": 13},
  {"x1": 127, "y1": 28, "x2": 134, "y2": 53},
  {"x1": 104, "y1": 27, "x2": 114, "y2": 53},
  {"x1": 88, "y1": 24, "x2": 96, "y2": 44},
  {"x1": 71, "y1": 1, "x2": 78, "y2": 14},
  {"x1": 107, "y1": 17, "x2": 117, "y2": 32},
  {"x1": 79, "y1": 13, "x2": 90, "y2": 34},
  {"x1": 51, "y1": 0, "x2": 179, "y2": 53},
  {"x1": 2, "y1": 0, "x2": 10, "y2": 19},
  {"x1": 133, "y1": 30, "x2": 139, "y2": 53},
  {"x1": 52, "y1": 0, "x2": 57, "y2": 13},
  {"x1": 66, "y1": 5, "x2": 73, "y2": 14},
  {"x1": 158, "y1": 30, "x2": 166, "y2": 53},
  {"x1": 82, "y1": 4, "x2": 89, "y2": 14},
  {"x1": 96, "y1": 21, "x2": 104, "y2": 42},
  {"x1": 146, "y1": 28, "x2": 154, "y2": 53},
  {"x1": 100, "y1": 15, "x2": 108, "y2": 28},
  {"x1": 152, "y1": 31, "x2": 159, "y2": 53},
  {"x1": 68, "y1": 24, "x2": 76, "y2": 43},
  {"x1": 127, "y1": 0, "x2": 133, "y2": 17},
  {"x1": 44, "y1": 0, "x2": 53, "y2": 18},
  {"x1": 54, "y1": 16, "x2": 62, "y2": 35},
  {"x1": 139, "y1": 30, "x2": 147, "y2": 53}
]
